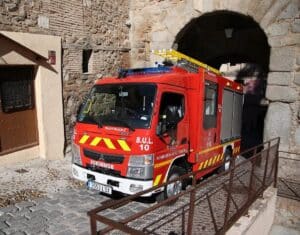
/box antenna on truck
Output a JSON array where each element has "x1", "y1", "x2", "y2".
[{"x1": 152, "y1": 49, "x2": 221, "y2": 75}]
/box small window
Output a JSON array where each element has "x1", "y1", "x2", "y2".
[
  {"x1": 82, "y1": 49, "x2": 93, "y2": 73},
  {"x1": 0, "y1": 68, "x2": 34, "y2": 113},
  {"x1": 203, "y1": 81, "x2": 218, "y2": 129}
]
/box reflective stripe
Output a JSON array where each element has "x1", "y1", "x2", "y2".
[
  {"x1": 118, "y1": 140, "x2": 131, "y2": 152},
  {"x1": 198, "y1": 139, "x2": 241, "y2": 155},
  {"x1": 103, "y1": 138, "x2": 116, "y2": 149},
  {"x1": 90, "y1": 137, "x2": 102, "y2": 146},
  {"x1": 153, "y1": 174, "x2": 162, "y2": 186},
  {"x1": 207, "y1": 158, "x2": 213, "y2": 167},
  {"x1": 218, "y1": 153, "x2": 224, "y2": 161},
  {"x1": 79, "y1": 135, "x2": 89, "y2": 144},
  {"x1": 198, "y1": 161, "x2": 204, "y2": 170},
  {"x1": 203, "y1": 160, "x2": 209, "y2": 169},
  {"x1": 154, "y1": 159, "x2": 172, "y2": 169},
  {"x1": 212, "y1": 155, "x2": 219, "y2": 164}
]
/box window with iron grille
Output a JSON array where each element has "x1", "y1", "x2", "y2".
[{"x1": 0, "y1": 67, "x2": 34, "y2": 113}]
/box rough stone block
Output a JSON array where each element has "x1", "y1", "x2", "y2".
[
  {"x1": 294, "y1": 73, "x2": 300, "y2": 86},
  {"x1": 192, "y1": 0, "x2": 214, "y2": 13},
  {"x1": 264, "y1": 102, "x2": 291, "y2": 150},
  {"x1": 151, "y1": 30, "x2": 173, "y2": 42},
  {"x1": 163, "y1": 14, "x2": 185, "y2": 37},
  {"x1": 295, "y1": 127, "x2": 300, "y2": 147},
  {"x1": 260, "y1": 0, "x2": 290, "y2": 28},
  {"x1": 270, "y1": 47, "x2": 296, "y2": 71},
  {"x1": 277, "y1": 0, "x2": 299, "y2": 20},
  {"x1": 292, "y1": 19, "x2": 300, "y2": 33},
  {"x1": 266, "y1": 86, "x2": 298, "y2": 102},
  {"x1": 267, "y1": 72, "x2": 292, "y2": 86},
  {"x1": 266, "y1": 22, "x2": 289, "y2": 36},
  {"x1": 6, "y1": 3, "x2": 18, "y2": 12}
]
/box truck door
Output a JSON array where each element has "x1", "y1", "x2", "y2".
[
  {"x1": 201, "y1": 81, "x2": 218, "y2": 149},
  {"x1": 156, "y1": 91, "x2": 189, "y2": 154}
]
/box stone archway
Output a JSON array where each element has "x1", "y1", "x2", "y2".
[{"x1": 173, "y1": 10, "x2": 270, "y2": 151}]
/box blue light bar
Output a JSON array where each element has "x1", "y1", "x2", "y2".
[{"x1": 118, "y1": 66, "x2": 172, "y2": 78}]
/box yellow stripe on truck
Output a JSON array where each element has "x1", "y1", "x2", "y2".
[
  {"x1": 212, "y1": 155, "x2": 219, "y2": 164},
  {"x1": 198, "y1": 161, "x2": 204, "y2": 170},
  {"x1": 79, "y1": 135, "x2": 89, "y2": 144},
  {"x1": 117, "y1": 140, "x2": 131, "y2": 152},
  {"x1": 103, "y1": 138, "x2": 116, "y2": 149},
  {"x1": 154, "y1": 159, "x2": 172, "y2": 169},
  {"x1": 153, "y1": 174, "x2": 162, "y2": 186},
  {"x1": 90, "y1": 137, "x2": 102, "y2": 146}
]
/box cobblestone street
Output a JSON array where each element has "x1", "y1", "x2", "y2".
[
  {"x1": 0, "y1": 188, "x2": 107, "y2": 235},
  {"x1": 0, "y1": 154, "x2": 152, "y2": 235},
  {"x1": 0, "y1": 153, "x2": 299, "y2": 235}
]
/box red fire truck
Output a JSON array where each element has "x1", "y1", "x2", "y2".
[{"x1": 71, "y1": 49, "x2": 243, "y2": 200}]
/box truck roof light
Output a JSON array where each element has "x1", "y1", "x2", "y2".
[{"x1": 118, "y1": 67, "x2": 172, "y2": 78}]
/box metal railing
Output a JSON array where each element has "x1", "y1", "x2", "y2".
[
  {"x1": 277, "y1": 153, "x2": 300, "y2": 201},
  {"x1": 88, "y1": 137, "x2": 280, "y2": 235}
]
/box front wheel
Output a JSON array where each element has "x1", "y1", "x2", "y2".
[{"x1": 156, "y1": 166, "x2": 186, "y2": 202}]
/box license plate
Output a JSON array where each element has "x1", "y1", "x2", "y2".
[{"x1": 87, "y1": 180, "x2": 112, "y2": 194}]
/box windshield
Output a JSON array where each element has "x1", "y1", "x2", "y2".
[{"x1": 77, "y1": 84, "x2": 156, "y2": 129}]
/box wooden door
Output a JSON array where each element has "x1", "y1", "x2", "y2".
[{"x1": 0, "y1": 66, "x2": 38, "y2": 155}]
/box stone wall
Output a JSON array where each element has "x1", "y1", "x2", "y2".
[{"x1": 0, "y1": 0, "x2": 130, "y2": 144}]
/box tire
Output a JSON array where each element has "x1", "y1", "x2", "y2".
[
  {"x1": 156, "y1": 166, "x2": 186, "y2": 202},
  {"x1": 218, "y1": 149, "x2": 232, "y2": 173}
]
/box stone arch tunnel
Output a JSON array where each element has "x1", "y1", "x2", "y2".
[{"x1": 173, "y1": 10, "x2": 271, "y2": 151}]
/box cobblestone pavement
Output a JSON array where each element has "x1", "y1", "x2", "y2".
[
  {"x1": 0, "y1": 153, "x2": 297, "y2": 234},
  {"x1": 0, "y1": 155, "x2": 153, "y2": 235},
  {"x1": 0, "y1": 187, "x2": 152, "y2": 235},
  {"x1": 1, "y1": 188, "x2": 102, "y2": 235}
]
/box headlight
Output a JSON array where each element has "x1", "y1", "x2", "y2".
[
  {"x1": 127, "y1": 154, "x2": 153, "y2": 179},
  {"x1": 128, "y1": 154, "x2": 153, "y2": 166},
  {"x1": 71, "y1": 142, "x2": 82, "y2": 166}
]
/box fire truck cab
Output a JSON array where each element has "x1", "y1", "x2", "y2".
[{"x1": 72, "y1": 50, "x2": 243, "y2": 199}]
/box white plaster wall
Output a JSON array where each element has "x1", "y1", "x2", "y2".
[{"x1": 0, "y1": 31, "x2": 64, "y2": 164}]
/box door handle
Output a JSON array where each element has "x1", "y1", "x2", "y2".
[{"x1": 214, "y1": 133, "x2": 216, "y2": 143}]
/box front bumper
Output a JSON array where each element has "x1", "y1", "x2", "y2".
[{"x1": 72, "y1": 164, "x2": 154, "y2": 196}]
